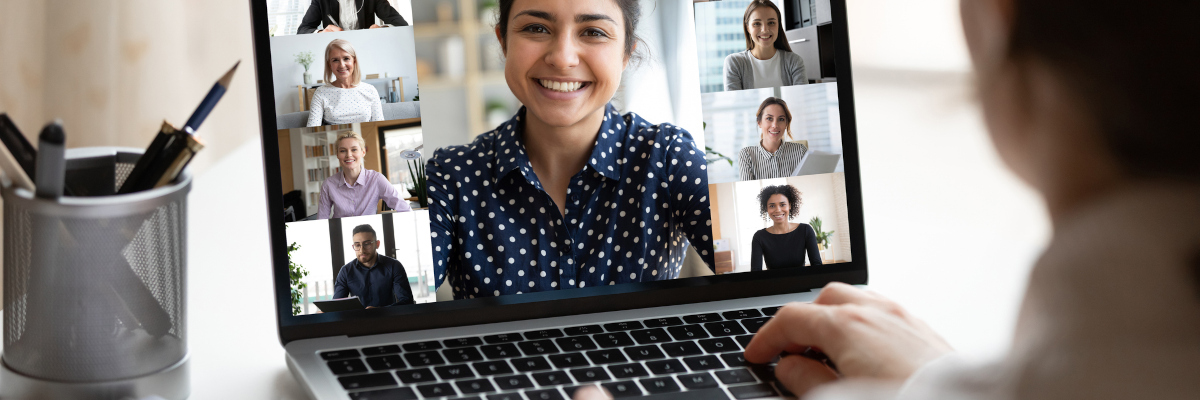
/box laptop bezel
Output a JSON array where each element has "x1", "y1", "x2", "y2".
[{"x1": 248, "y1": 0, "x2": 868, "y2": 345}]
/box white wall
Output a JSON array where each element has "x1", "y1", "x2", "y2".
[{"x1": 270, "y1": 27, "x2": 420, "y2": 115}]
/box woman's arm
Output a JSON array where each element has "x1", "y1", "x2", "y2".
[
  {"x1": 318, "y1": 179, "x2": 333, "y2": 219},
  {"x1": 751, "y1": 231, "x2": 764, "y2": 272},
  {"x1": 788, "y1": 52, "x2": 808, "y2": 85},
  {"x1": 738, "y1": 147, "x2": 756, "y2": 181},
  {"x1": 724, "y1": 54, "x2": 744, "y2": 91},
  {"x1": 426, "y1": 152, "x2": 458, "y2": 291},
  {"x1": 375, "y1": 171, "x2": 411, "y2": 212},
  {"x1": 805, "y1": 224, "x2": 823, "y2": 266},
  {"x1": 371, "y1": 0, "x2": 409, "y2": 27},
  {"x1": 666, "y1": 126, "x2": 717, "y2": 271},
  {"x1": 367, "y1": 85, "x2": 385, "y2": 121},
  {"x1": 296, "y1": 1, "x2": 326, "y2": 34},
  {"x1": 307, "y1": 89, "x2": 325, "y2": 127}
]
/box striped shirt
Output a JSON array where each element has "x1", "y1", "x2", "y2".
[
  {"x1": 317, "y1": 168, "x2": 411, "y2": 219},
  {"x1": 737, "y1": 141, "x2": 808, "y2": 181}
]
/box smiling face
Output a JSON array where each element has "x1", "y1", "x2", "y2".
[
  {"x1": 329, "y1": 47, "x2": 355, "y2": 83},
  {"x1": 758, "y1": 104, "x2": 789, "y2": 145},
  {"x1": 336, "y1": 137, "x2": 365, "y2": 172},
  {"x1": 766, "y1": 194, "x2": 791, "y2": 224},
  {"x1": 498, "y1": 0, "x2": 629, "y2": 128},
  {"x1": 747, "y1": 7, "x2": 780, "y2": 51}
]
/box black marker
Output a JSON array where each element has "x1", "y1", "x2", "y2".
[{"x1": 34, "y1": 121, "x2": 66, "y2": 199}]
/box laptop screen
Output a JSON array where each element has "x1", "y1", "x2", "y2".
[{"x1": 255, "y1": 0, "x2": 861, "y2": 333}]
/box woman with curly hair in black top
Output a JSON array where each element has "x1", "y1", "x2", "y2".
[{"x1": 749, "y1": 184, "x2": 822, "y2": 272}]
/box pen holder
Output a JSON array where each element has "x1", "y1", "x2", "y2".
[{"x1": 1, "y1": 147, "x2": 190, "y2": 399}]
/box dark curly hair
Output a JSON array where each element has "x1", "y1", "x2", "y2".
[{"x1": 757, "y1": 185, "x2": 802, "y2": 221}]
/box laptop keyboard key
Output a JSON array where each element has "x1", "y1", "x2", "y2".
[
  {"x1": 645, "y1": 359, "x2": 687, "y2": 375},
  {"x1": 512, "y1": 356, "x2": 553, "y2": 372},
  {"x1": 641, "y1": 317, "x2": 684, "y2": 328},
  {"x1": 666, "y1": 325, "x2": 710, "y2": 341},
  {"x1": 624, "y1": 345, "x2": 666, "y2": 361},
  {"x1": 608, "y1": 363, "x2": 649, "y2": 379},
  {"x1": 603, "y1": 320, "x2": 644, "y2": 331},
  {"x1": 740, "y1": 317, "x2": 770, "y2": 333},
  {"x1": 699, "y1": 337, "x2": 739, "y2": 353},
  {"x1": 592, "y1": 332, "x2": 635, "y2": 348},
  {"x1": 417, "y1": 382, "x2": 457, "y2": 398},
  {"x1": 435, "y1": 364, "x2": 476, "y2": 380},
  {"x1": 639, "y1": 377, "x2": 681, "y2": 394},
  {"x1": 661, "y1": 341, "x2": 703, "y2": 357},
  {"x1": 677, "y1": 372, "x2": 719, "y2": 389},
  {"x1": 524, "y1": 388, "x2": 566, "y2": 400},
  {"x1": 484, "y1": 333, "x2": 524, "y2": 343},
  {"x1": 728, "y1": 383, "x2": 778, "y2": 399},
  {"x1": 720, "y1": 352, "x2": 748, "y2": 367},
  {"x1": 549, "y1": 352, "x2": 590, "y2": 369},
  {"x1": 404, "y1": 351, "x2": 446, "y2": 366},
  {"x1": 403, "y1": 341, "x2": 443, "y2": 352},
  {"x1": 748, "y1": 364, "x2": 778, "y2": 382},
  {"x1": 360, "y1": 345, "x2": 402, "y2": 356},
  {"x1": 735, "y1": 335, "x2": 754, "y2": 348},
  {"x1": 682, "y1": 313, "x2": 722, "y2": 324},
  {"x1": 473, "y1": 360, "x2": 514, "y2": 376},
  {"x1": 532, "y1": 370, "x2": 572, "y2": 386},
  {"x1": 327, "y1": 359, "x2": 368, "y2": 375},
  {"x1": 396, "y1": 367, "x2": 436, "y2": 383},
  {"x1": 487, "y1": 394, "x2": 522, "y2": 400},
  {"x1": 481, "y1": 343, "x2": 521, "y2": 359},
  {"x1": 721, "y1": 309, "x2": 763, "y2": 320},
  {"x1": 349, "y1": 387, "x2": 417, "y2": 400},
  {"x1": 715, "y1": 368, "x2": 757, "y2": 385},
  {"x1": 704, "y1": 321, "x2": 747, "y2": 337},
  {"x1": 564, "y1": 325, "x2": 604, "y2": 336},
  {"x1": 365, "y1": 355, "x2": 406, "y2": 371},
  {"x1": 585, "y1": 349, "x2": 628, "y2": 364},
  {"x1": 761, "y1": 306, "x2": 781, "y2": 316},
  {"x1": 444, "y1": 337, "x2": 485, "y2": 348},
  {"x1": 683, "y1": 355, "x2": 724, "y2": 371},
  {"x1": 629, "y1": 328, "x2": 671, "y2": 344},
  {"x1": 456, "y1": 378, "x2": 497, "y2": 394},
  {"x1": 524, "y1": 329, "x2": 565, "y2": 339},
  {"x1": 444, "y1": 347, "x2": 486, "y2": 363},
  {"x1": 518, "y1": 340, "x2": 559, "y2": 355},
  {"x1": 600, "y1": 381, "x2": 643, "y2": 397},
  {"x1": 555, "y1": 336, "x2": 598, "y2": 352},
  {"x1": 320, "y1": 349, "x2": 361, "y2": 360},
  {"x1": 494, "y1": 374, "x2": 535, "y2": 390},
  {"x1": 570, "y1": 367, "x2": 611, "y2": 382},
  {"x1": 338, "y1": 372, "x2": 396, "y2": 390}
]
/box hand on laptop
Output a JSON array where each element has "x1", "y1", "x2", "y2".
[{"x1": 744, "y1": 282, "x2": 953, "y2": 396}]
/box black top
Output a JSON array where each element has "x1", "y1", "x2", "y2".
[
  {"x1": 750, "y1": 223, "x2": 823, "y2": 272},
  {"x1": 334, "y1": 254, "x2": 416, "y2": 307},
  {"x1": 297, "y1": 0, "x2": 410, "y2": 34}
]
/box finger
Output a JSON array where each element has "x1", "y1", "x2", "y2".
[
  {"x1": 812, "y1": 282, "x2": 876, "y2": 306},
  {"x1": 744, "y1": 302, "x2": 836, "y2": 364},
  {"x1": 572, "y1": 385, "x2": 611, "y2": 400},
  {"x1": 775, "y1": 354, "x2": 839, "y2": 396}
]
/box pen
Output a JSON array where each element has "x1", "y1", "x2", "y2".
[{"x1": 34, "y1": 120, "x2": 66, "y2": 199}]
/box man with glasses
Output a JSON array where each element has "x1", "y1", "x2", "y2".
[{"x1": 333, "y1": 224, "x2": 415, "y2": 308}]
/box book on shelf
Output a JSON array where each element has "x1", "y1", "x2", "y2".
[{"x1": 304, "y1": 143, "x2": 336, "y2": 158}]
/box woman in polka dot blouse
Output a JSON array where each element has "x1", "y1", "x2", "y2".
[
  {"x1": 306, "y1": 39, "x2": 385, "y2": 127},
  {"x1": 426, "y1": 0, "x2": 716, "y2": 299}
]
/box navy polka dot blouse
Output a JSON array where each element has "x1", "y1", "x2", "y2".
[{"x1": 428, "y1": 104, "x2": 716, "y2": 299}]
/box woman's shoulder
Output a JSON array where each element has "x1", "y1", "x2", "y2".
[
  {"x1": 429, "y1": 129, "x2": 502, "y2": 173},
  {"x1": 779, "y1": 50, "x2": 804, "y2": 65},
  {"x1": 356, "y1": 82, "x2": 380, "y2": 95},
  {"x1": 618, "y1": 111, "x2": 698, "y2": 150}
]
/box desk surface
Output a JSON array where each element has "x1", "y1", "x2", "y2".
[{"x1": 189, "y1": 70, "x2": 1046, "y2": 398}]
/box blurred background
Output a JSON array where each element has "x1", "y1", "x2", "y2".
[{"x1": 0, "y1": 0, "x2": 1046, "y2": 397}]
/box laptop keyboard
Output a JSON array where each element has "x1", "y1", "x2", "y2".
[{"x1": 326, "y1": 305, "x2": 790, "y2": 400}]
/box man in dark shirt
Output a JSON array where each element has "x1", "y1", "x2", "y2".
[{"x1": 333, "y1": 224, "x2": 415, "y2": 307}]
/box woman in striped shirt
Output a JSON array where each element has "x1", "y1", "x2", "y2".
[{"x1": 737, "y1": 97, "x2": 808, "y2": 181}]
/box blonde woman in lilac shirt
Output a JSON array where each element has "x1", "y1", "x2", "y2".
[{"x1": 317, "y1": 132, "x2": 411, "y2": 219}]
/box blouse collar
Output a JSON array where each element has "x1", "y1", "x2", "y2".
[{"x1": 491, "y1": 104, "x2": 629, "y2": 188}]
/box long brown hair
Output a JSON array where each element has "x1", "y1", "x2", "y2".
[
  {"x1": 756, "y1": 97, "x2": 794, "y2": 140},
  {"x1": 743, "y1": 0, "x2": 792, "y2": 53}
]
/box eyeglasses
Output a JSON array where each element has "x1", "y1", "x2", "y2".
[{"x1": 352, "y1": 241, "x2": 376, "y2": 250}]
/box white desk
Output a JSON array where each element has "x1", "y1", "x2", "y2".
[{"x1": 187, "y1": 70, "x2": 1047, "y2": 398}]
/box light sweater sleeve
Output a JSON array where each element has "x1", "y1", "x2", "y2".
[
  {"x1": 788, "y1": 51, "x2": 808, "y2": 85},
  {"x1": 307, "y1": 87, "x2": 325, "y2": 127},
  {"x1": 724, "y1": 53, "x2": 744, "y2": 91},
  {"x1": 366, "y1": 85, "x2": 384, "y2": 121}
]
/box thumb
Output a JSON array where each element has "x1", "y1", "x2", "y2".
[
  {"x1": 573, "y1": 385, "x2": 612, "y2": 400},
  {"x1": 775, "y1": 354, "x2": 840, "y2": 396}
]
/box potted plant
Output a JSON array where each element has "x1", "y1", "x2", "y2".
[
  {"x1": 407, "y1": 159, "x2": 429, "y2": 208},
  {"x1": 288, "y1": 240, "x2": 308, "y2": 316},
  {"x1": 295, "y1": 51, "x2": 315, "y2": 85},
  {"x1": 809, "y1": 216, "x2": 835, "y2": 262}
]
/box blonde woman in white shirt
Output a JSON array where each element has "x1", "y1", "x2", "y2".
[{"x1": 306, "y1": 39, "x2": 384, "y2": 127}]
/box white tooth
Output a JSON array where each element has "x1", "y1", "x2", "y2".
[{"x1": 554, "y1": 81, "x2": 564, "y2": 91}]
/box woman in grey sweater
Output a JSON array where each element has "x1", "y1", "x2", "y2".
[{"x1": 723, "y1": 0, "x2": 807, "y2": 91}]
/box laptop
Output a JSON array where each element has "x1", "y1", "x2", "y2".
[{"x1": 249, "y1": 0, "x2": 866, "y2": 399}]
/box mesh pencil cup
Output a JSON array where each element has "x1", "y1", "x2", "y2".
[{"x1": 1, "y1": 147, "x2": 190, "y2": 399}]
